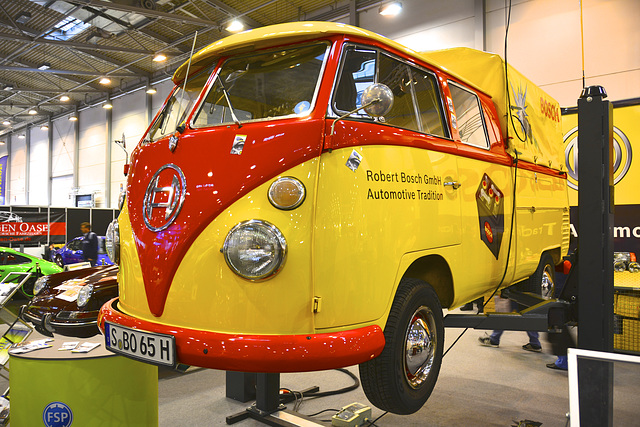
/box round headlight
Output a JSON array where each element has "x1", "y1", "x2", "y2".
[
  {"x1": 105, "y1": 219, "x2": 120, "y2": 264},
  {"x1": 77, "y1": 284, "x2": 93, "y2": 307},
  {"x1": 33, "y1": 276, "x2": 48, "y2": 296},
  {"x1": 268, "y1": 177, "x2": 305, "y2": 210},
  {"x1": 223, "y1": 220, "x2": 287, "y2": 281}
]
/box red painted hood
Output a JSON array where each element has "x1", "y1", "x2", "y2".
[{"x1": 127, "y1": 118, "x2": 324, "y2": 317}]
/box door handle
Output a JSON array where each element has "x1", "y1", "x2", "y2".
[{"x1": 444, "y1": 181, "x2": 462, "y2": 189}]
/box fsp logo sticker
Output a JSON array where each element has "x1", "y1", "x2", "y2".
[
  {"x1": 143, "y1": 164, "x2": 187, "y2": 232},
  {"x1": 563, "y1": 126, "x2": 632, "y2": 190},
  {"x1": 43, "y1": 401, "x2": 73, "y2": 427}
]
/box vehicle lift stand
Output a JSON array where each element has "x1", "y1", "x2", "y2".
[
  {"x1": 444, "y1": 85, "x2": 615, "y2": 427},
  {"x1": 226, "y1": 372, "x2": 323, "y2": 426}
]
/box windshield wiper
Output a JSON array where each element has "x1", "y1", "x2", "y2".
[{"x1": 216, "y1": 77, "x2": 243, "y2": 128}]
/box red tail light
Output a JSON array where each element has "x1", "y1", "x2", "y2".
[{"x1": 631, "y1": 253, "x2": 637, "y2": 262}]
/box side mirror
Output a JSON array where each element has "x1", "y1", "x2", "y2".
[
  {"x1": 361, "y1": 83, "x2": 394, "y2": 118},
  {"x1": 330, "y1": 83, "x2": 394, "y2": 136}
]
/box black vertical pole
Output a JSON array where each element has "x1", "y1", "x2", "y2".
[
  {"x1": 255, "y1": 373, "x2": 281, "y2": 413},
  {"x1": 577, "y1": 85, "x2": 614, "y2": 426}
]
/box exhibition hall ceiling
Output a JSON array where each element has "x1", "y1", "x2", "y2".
[{"x1": 0, "y1": 0, "x2": 379, "y2": 135}]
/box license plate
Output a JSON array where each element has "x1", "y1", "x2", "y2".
[{"x1": 105, "y1": 322, "x2": 176, "y2": 367}]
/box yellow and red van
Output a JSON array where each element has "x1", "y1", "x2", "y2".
[{"x1": 99, "y1": 22, "x2": 569, "y2": 414}]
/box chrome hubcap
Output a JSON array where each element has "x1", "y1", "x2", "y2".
[
  {"x1": 404, "y1": 306, "x2": 436, "y2": 389},
  {"x1": 541, "y1": 265, "x2": 555, "y2": 299}
]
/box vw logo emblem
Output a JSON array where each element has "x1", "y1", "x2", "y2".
[
  {"x1": 143, "y1": 164, "x2": 187, "y2": 232},
  {"x1": 563, "y1": 126, "x2": 632, "y2": 190}
]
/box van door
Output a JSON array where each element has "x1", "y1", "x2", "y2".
[{"x1": 314, "y1": 46, "x2": 462, "y2": 329}]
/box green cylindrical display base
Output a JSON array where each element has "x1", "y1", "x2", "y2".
[{"x1": 10, "y1": 343, "x2": 158, "y2": 426}]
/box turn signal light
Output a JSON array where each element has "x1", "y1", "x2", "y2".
[{"x1": 268, "y1": 177, "x2": 305, "y2": 210}]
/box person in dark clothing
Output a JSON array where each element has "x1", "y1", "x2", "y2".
[{"x1": 80, "y1": 222, "x2": 98, "y2": 266}]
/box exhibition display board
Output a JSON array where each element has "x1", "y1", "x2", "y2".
[{"x1": 10, "y1": 342, "x2": 157, "y2": 426}]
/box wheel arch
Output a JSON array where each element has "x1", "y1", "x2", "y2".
[{"x1": 400, "y1": 254, "x2": 454, "y2": 309}]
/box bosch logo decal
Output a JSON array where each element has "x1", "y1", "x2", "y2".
[
  {"x1": 143, "y1": 164, "x2": 187, "y2": 232},
  {"x1": 484, "y1": 222, "x2": 494, "y2": 243},
  {"x1": 563, "y1": 126, "x2": 632, "y2": 190}
]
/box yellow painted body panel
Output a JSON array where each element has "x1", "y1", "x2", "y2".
[{"x1": 118, "y1": 160, "x2": 320, "y2": 335}]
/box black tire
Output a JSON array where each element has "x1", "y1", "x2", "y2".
[
  {"x1": 55, "y1": 255, "x2": 64, "y2": 268},
  {"x1": 359, "y1": 278, "x2": 444, "y2": 415},
  {"x1": 20, "y1": 277, "x2": 35, "y2": 299},
  {"x1": 520, "y1": 252, "x2": 556, "y2": 299}
]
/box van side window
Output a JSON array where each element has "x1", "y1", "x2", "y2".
[
  {"x1": 378, "y1": 54, "x2": 419, "y2": 132},
  {"x1": 412, "y1": 69, "x2": 447, "y2": 137},
  {"x1": 333, "y1": 45, "x2": 447, "y2": 138},
  {"x1": 448, "y1": 82, "x2": 489, "y2": 148},
  {"x1": 334, "y1": 46, "x2": 376, "y2": 112}
]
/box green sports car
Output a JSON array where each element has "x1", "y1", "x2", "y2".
[{"x1": 0, "y1": 247, "x2": 63, "y2": 298}]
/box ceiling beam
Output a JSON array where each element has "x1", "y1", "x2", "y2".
[
  {"x1": 0, "y1": 87, "x2": 104, "y2": 94},
  {"x1": 65, "y1": 0, "x2": 217, "y2": 26},
  {"x1": 0, "y1": 32, "x2": 154, "y2": 55},
  {"x1": 0, "y1": 65, "x2": 134, "y2": 78}
]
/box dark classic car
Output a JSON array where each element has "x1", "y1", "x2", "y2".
[
  {"x1": 51, "y1": 236, "x2": 114, "y2": 267},
  {"x1": 20, "y1": 265, "x2": 118, "y2": 338}
]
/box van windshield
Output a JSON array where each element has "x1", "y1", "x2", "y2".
[
  {"x1": 192, "y1": 42, "x2": 329, "y2": 127},
  {"x1": 147, "y1": 65, "x2": 215, "y2": 142}
]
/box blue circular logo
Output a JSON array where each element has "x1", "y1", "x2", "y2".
[{"x1": 43, "y1": 401, "x2": 73, "y2": 427}]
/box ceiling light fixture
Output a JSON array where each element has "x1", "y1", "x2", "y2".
[
  {"x1": 37, "y1": 62, "x2": 51, "y2": 71},
  {"x1": 18, "y1": 134, "x2": 25, "y2": 139},
  {"x1": 379, "y1": 2, "x2": 402, "y2": 16},
  {"x1": 15, "y1": 11, "x2": 32, "y2": 24},
  {"x1": 69, "y1": 115, "x2": 78, "y2": 122},
  {"x1": 146, "y1": 86, "x2": 157, "y2": 94},
  {"x1": 226, "y1": 20, "x2": 244, "y2": 33},
  {"x1": 60, "y1": 95, "x2": 70, "y2": 102},
  {"x1": 153, "y1": 53, "x2": 167, "y2": 62},
  {"x1": 3, "y1": 84, "x2": 13, "y2": 91},
  {"x1": 99, "y1": 77, "x2": 111, "y2": 85},
  {"x1": 2, "y1": 120, "x2": 10, "y2": 126},
  {"x1": 40, "y1": 124, "x2": 49, "y2": 131},
  {"x1": 28, "y1": 108, "x2": 38, "y2": 115},
  {"x1": 103, "y1": 101, "x2": 113, "y2": 109},
  {"x1": 0, "y1": 141, "x2": 5, "y2": 145}
]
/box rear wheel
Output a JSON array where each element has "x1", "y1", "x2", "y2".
[
  {"x1": 520, "y1": 253, "x2": 556, "y2": 299},
  {"x1": 359, "y1": 278, "x2": 443, "y2": 415}
]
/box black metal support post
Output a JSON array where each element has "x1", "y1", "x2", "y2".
[
  {"x1": 577, "y1": 85, "x2": 615, "y2": 426},
  {"x1": 225, "y1": 372, "x2": 257, "y2": 403},
  {"x1": 225, "y1": 373, "x2": 321, "y2": 427}
]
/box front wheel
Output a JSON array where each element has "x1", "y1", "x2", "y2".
[
  {"x1": 55, "y1": 255, "x2": 64, "y2": 268},
  {"x1": 359, "y1": 278, "x2": 444, "y2": 415}
]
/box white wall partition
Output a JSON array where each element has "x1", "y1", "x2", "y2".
[
  {"x1": 28, "y1": 126, "x2": 48, "y2": 206},
  {"x1": 9, "y1": 134, "x2": 26, "y2": 205}
]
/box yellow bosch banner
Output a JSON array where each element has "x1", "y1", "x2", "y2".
[
  {"x1": 422, "y1": 48, "x2": 564, "y2": 172},
  {"x1": 561, "y1": 102, "x2": 638, "y2": 206}
]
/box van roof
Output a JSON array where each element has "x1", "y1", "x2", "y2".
[{"x1": 173, "y1": 21, "x2": 471, "y2": 86}]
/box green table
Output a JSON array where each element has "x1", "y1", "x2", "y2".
[{"x1": 10, "y1": 341, "x2": 158, "y2": 426}]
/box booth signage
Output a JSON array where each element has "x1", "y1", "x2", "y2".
[{"x1": 0, "y1": 212, "x2": 66, "y2": 244}]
